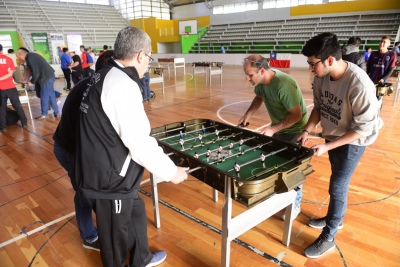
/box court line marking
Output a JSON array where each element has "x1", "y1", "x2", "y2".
[{"x1": 0, "y1": 211, "x2": 75, "y2": 248}]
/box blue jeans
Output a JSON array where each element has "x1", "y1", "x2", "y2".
[
  {"x1": 40, "y1": 74, "x2": 59, "y2": 116},
  {"x1": 322, "y1": 143, "x2": 365, "y2": 240},
  {"x1": 140, "y1": 72, "x2": 150, "y2": 101},
  {"x1": 273, "y1": 132, "x2": 303, "y2": 208},
  {"x1": 54, "y1": 142, "x2": 98, "y2": 242}
]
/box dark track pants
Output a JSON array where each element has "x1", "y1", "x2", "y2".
[{"x1": 89, "y1": 197, "x2": 152, "y2": 267}]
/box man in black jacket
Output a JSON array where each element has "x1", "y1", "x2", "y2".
[
  {"x1": 341, "y1": 36, "x2": 367, "y2": 72},
  {"x1": 75, "y1": 27, "x2": 188, "y2": 267},
  {"x1": 16, "y1": 48, "x2": 59, "y2": 119}
]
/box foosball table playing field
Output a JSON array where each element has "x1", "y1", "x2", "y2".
[{"x1": 149, "y1": 119, "x2": 314, "y2": 266}]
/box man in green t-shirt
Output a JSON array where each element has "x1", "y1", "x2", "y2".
[{"x1": 239, "y1": 54, "x2": 308, "y2": 220}]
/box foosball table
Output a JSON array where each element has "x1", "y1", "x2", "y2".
[{"x1": 149, "y1": 119, "x2": 314, "y2": 266}]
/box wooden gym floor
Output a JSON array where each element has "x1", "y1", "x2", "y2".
[{"x1": 0, "y1": 65, "x2": 399, "y2": 267}]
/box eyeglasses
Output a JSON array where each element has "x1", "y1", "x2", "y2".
[
  {"x1": 307, "y1": 58, "x2": 325, "y2": 69},
  {"x1": 144, "y1": 53, "x2": 154, "y2": 64},
  {"x1": 243, "y1": 58, "x2": 262, "y2": 68}
]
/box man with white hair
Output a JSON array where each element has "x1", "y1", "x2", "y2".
[{"x1": 75, "y1": 26, "x2": 189, "y2": 267}]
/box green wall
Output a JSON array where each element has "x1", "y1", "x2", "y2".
[{"x1": 0, "y1": 30, "x2": 22, "y2": 52}]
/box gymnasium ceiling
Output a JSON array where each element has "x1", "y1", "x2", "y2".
[{"x1": 164, "y1": 0, "x2": 213, "y2": 8}]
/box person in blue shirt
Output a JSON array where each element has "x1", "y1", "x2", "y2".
[
  {"x1": 221, "y1": 45, "x2": 226, "y2": 54},
  {"x1": 60, "y1": 47, "x2": 72, "y2": 90},
  {"x1": 364, "y1": 46, "x2": 371, "y2": 62}
]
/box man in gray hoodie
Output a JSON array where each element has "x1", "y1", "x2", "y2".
[{"x1": 341, "y1": 36, "x2": 366, "y2": 72}]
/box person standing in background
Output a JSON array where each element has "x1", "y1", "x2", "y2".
[
  {"x1": 367, "y1": 36, "x2": 396, "y2": 84},
  {"x1": 0, "y1": 44, "x2": 27, "y2": 131},
  {"x1": 16, "y1": 47, "x2": 59, "y2": 119},
  {"x1": 60, "y1": 47, "x2": 72, "y2": 91}
]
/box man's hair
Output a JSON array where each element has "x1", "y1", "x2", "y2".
[
  {"x1": 302, "y1": 32, "x2": 342, "y2": 61},
  {"x1": 7, "y1": 48, "x2": 14, "y2": 53},
  {"x1": 347, "y1": 36, "x2": 361, "y2": 46},
  {"x1": 80, "y1": 45, "x2": 85, "y2": 49},
  {"x1": 62, "y1": 47, "x2": 68, "y2": 53},
  {"x1": 245, "y1": 55, "x2": 270, "y2": 70},
  {"x1": 395, "y1": 42, "x2": 400, "y2": 46},
  {"x1": 381, "y1": 36, "x2": 392, "y2": 42},
  {"x1": 113, "y1": 26, "x2": 151, "y2": 61},
  {"x1": 17, "y1": 47, "x2": 29, "y2": 55},
  {"x1": 365, "y1": 46, "x2": 371, "y2": 51},
  {"x1": 96, "y1": 50, "x2": 113, "y2": 72},
  {"x1": 103, "y1": 45, "x2": 108, "y2": 50}
]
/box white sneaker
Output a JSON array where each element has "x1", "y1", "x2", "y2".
[{"x1": 281, "y1": 207, "x2": 301, "y2": 221}]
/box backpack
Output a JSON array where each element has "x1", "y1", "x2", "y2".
[{"x1": 86, "y1": 53, "x2": 93, "y2": 67}]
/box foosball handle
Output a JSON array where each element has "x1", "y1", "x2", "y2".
[
  {"x1": 186, "y1": 166, "x2": 203, "y2": 174},
  {"x1": 237, "y1": 122, "x2": 250, "y2": 128}
]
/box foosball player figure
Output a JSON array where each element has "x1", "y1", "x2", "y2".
[
  {"x1": 239, "y1": 138, "x2": 244, "y2": 151},
  {"x1": 202, "y1": 125, "x2": 206, "y2": 136},
  {"x1": 198, "y1": 133, "x2": 203, "y2": 145},
  {"x1": 260, "y1": 153, "x2": 266, "y2": 168},
  {"x1": 234, "y1": 162, "x2": 240, "y2": 177},
  {"x1": 217, "y1": 144, "x2": 222, "y2": 158},
  {"x1": 215, "y1": 129, "x2": 220, "y2": 139},
  {"x1": 182, "y1": 123, "x2": 187, "y2": 133},
  {"x1": 194, "y1": 152, "x2": 199, "y2": 159},
  {"x1": 206, "y1": 148, "x2": 211, "y2": 162},
  {"x1": 179, "y1": 131, "x2": 185, "y2": 139},
  {"x1": 228, "y1": 141, "x2": 233, "y2": 155},
  {"x1": 179, "y1": 138, "x2": 184, "y2": 149}
]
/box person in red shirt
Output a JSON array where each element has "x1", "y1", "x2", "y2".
[
  {"x1": 0, "y1": 44, "x2": 27, "y2": 132},
  {"x1": 80, "y1": 45, "x2": 89, "y2": 78}
]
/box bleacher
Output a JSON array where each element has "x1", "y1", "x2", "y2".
[
  {"x1": 0, "y1": 0, "x2": 129, "y2": 52},
  {"x1": 191, "y1": 12, "x2": 400, "y2": 54}
]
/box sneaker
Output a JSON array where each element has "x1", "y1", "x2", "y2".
[
  {"x1": 281, "y1": 206, "x2": 301, "y2": 221},
  {"x1": 304, "y1": 235, "x2": 336, "y2": 258},
  {"x1": 21, "y1": 123, "x2": 28, "y2": 129},
  {"x1": 82, "y1": 239, "x2": 100, "y2": 251},
  {"x1": 56, "y1": 99, "x2": 61, "y2": 105},
  {"x1": 146, "y1": 251, "x2": 167, "y2": 267},
  {"x1": 35, "y1": 115, "x2": 47, "y2": 120},
  {"x1": 0, "y1": 127, "x2": 6, "y2": 132},
  {"x1": 54, "y1": 114, "x2": 61, "y2": 119},
  {"x1": 308, "y1": 217, "x2": 343, "y2": 230}
]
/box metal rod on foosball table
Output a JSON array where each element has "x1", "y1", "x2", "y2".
[
  {"x1": 185, "y1": 166, "x2": 204, "y2": 174},
  {"x1": 209, "y1": 141, "x2": 273, "y2": 165},
  {"x1": 158, "y1": 125, "x2": 216, "y2": 140},
  {"x1": 227, "y1": 146, "x2": 289, "y2": 172},
  {"x1": 183, "y1": 132, "x2": 245, "y2": 152},
  {"x1": 179, "y1": 128, "x2": 232, "y2": 147},
  {"x1": 196, "y1": 136, "x2": 257, "y2": 156},
  {"x1": 251, "y1": 157, "x2": 297, "y2": 179}
]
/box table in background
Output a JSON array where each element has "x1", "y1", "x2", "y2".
[
  {"x1": 192, "y1": 62, "x2": 223, "y2": 86},
  {"x1": 158, "y1": 58, "x2": 185, "y2": 76}
]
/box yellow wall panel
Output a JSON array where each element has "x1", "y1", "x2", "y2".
[{"x1": 130, "y1": 16, "x2": 210, "y2": 53}]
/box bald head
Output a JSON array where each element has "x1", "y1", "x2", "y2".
[
  {"x1": 16, "y1": 48, "x2": 28, "y2": 61},
  {"x1": 243, "y1": 54, "x2": 270, "y2": 71}
]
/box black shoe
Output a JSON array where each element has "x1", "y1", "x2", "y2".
[
  {"x1": 0, "y1": 127, "x2": 6, "y2": 132},
  {"x1": 22, "y1": 123, "x2": 28, "y2": 129},
  {"x1": 82, "y1": 239, "x2": 100, "y2": 251},
  {"x1": 304, "y1": 235, "x2": 335, "y2": 258}
]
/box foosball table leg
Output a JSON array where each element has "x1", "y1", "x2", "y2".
[
  {"x1": 221, "y1": 175, "x2": 232, "y2": 267},
  {"x1": 213, "y1": 189, "x2": 218, "y2": 202},
  {"x1": 150, "y1": 173, "x2": 161, "y2": 229},
  {"x1": 282, "y1": 203, "x2": 294, "y2": 246}
]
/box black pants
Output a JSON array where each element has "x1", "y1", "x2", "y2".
[
  {"x1": 61, "y1": 68, "x2": 71, "y2": 89},
  {"x1": 0, "y1": 88, "x2": 27, "y2": 128},
  {"x1": 71, "y1": 73, "x2": 82, "y2": 86},
  {"x1": 88, "y1": 196, "x2": 152, "y2": 267}
]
